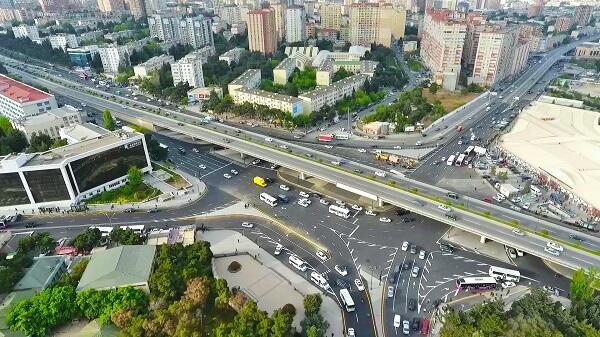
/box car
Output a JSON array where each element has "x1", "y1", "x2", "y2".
[
  {"x1": 353, "y1": 169, "x2": 363, "y2": 173},
  {"x1": 279, "y1": 145, "x2": 288, "y2": 149},
  {"x1": 393, "y1": 145, "x2": 402, "y2": 149},
  {"x1": 311, "y1": 193, "x2": 322, "y2": 199},
  {"x1": 408, "y1": 299, "x2": 416, "y2": 311},
  {"x1": 223, "y1": 173, "x2": 232, "y2": 179},
  {"x1": 299, "y1": 191, "x2": 310, "y2": 198},
  {"x1": 492, "y1": 195, "x2": 504, "y2": 202},
  {"x1": 375, "y1": 171, "x2": 386, "y2": 178},
  {"x1": 265, "y1": 137, "x2": 273, "y2": 142},
  {"x1": 358, "y1": 148, "x2": 367, "y2": 153},
  {"x1": 332, "y1": 160, "x2": 341, "y2": 165},
  {"x1": 347, "y1": 328, "x2": 355, "y2": 337},
  {"x1": 402, "y1": 217, "x2": 416, "y2": 223},
  {"x1": 438, "y1": 204, "x2": 451, "y2": 212},
  {"x1": 147, "y1": 208, "x2": 159, "y2": 213},
  {"x1": 403, "y1": 320, "x2": 410, "y2": 335},
  {"x1": 270, "y1": 164, "x2": 279, "y2": 170},
  {"x1": 192, "y1": 148, "x2": 199, "y2": 153},
  {"x1": 251, "y1": 159, "x2": 261, "y2": 165},
  {"x1": 336, "y1": 279, "x2": 349, "y2": 289},
  {"x1": 316, "y1": 251, "x2": 329, "y2": 261},
  {"x1": 458, "y1": 140, "x2": 463, "y2": 145},
  {"x1": 410, "y1": 244, "x2": 417, "y2": 254},
  {"x1": 365, "y1": 209, "x2": 377, "y2": 216},
  {"x1": 544, "y1": 246, "x2": 561, "y2": 256},
  {"x1": 569, "y1": 233, "x2": 584, "y2": 241},
  {"x1": 411, "y1": 266, "x2": 420, "y2": 277},
  {"x1": 501, "y1": 281, "x2": 516, "y2": 289},
  {"x1": 354, "y1": 279, "x2": 365, "y2": 291},
  {"x1": 230, "y1": 169, "x2": 238, "y2": 175},
  {"x1": 379, "y1": 217, "x2": 391, "y2": 223},
  {"x1": 241, "y1": 222, "x2": 254, "y2": 229},
  {"x1": 24, "y1": 223, "x2": 36, "y2": 228},
  {"x1": 298, "y1": 198, "x2": 311, "y2": 207},
  {"x1": 496, "y1": 193, "x2": 506, "y2": 200},
  {"x1": 512, "y1": 228, "x2": 525, "y2": 236},
  {"x1": 419, "y1": 250, "x2": 426, "y2": 260},
  {"x1": 335, "y1": 265, "x2": 348, "y2": 276},
  {"x1": 319, "y1": 199, "x2": 330, "y2": 205},
  {"x1": 336, "y1": 200, "x2": 346, "y2": 207},
  {"x1": 393, "y1": 315, "x2": 401, "y2": 328},
  {"x1": 277, "y1": 194, "x2": 289, "y2": 203},
  {"x1": 351, "y1": 204, "x2": 363, "y2": 211},
  {"x1": 546, "y1": 241, "x2": 563, "y2": 252},
  {"x1": 522, "y1": 203, "x2": 530, "y2": 210},
  {"x1": 388, "y1": 273, "x2": 396, "y2": 284},
  {"x1": 279, "y1": 184, "x2": 290, "y2": 191},
  {"x1": 483, "y1": 197, "x2": 493, "y2": 203},
  {"x1": 412, "y1": 317, "x2": 420, "y2": 331},
  {"x1": 274, "y1": 244, "x2": 283, "y2": 255},
  {"x1": 401, "y1": 241, "x2": 409, "y2": 251},
  {"x1": 387, "y1": 286, "x2": 394, "y2": 298},
  {"x1": 124, "y1": 207, "x2": 135, "y2": 213},
  {"x1": 199, "y1": 164, "x2": 206, "y2": 169}
]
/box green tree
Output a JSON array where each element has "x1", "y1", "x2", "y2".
[
  {"x1": 54, "y1": 259, "x2": 89, "y2": 288},
  {"x1": 102, "y1": 109, "x2": 116, "y2": 131},
  {"x1": 127, "y1": 166, "x2": 142, "y2": 187},
  {"x1": 429, "y1": 83, "x2": 440, "y2": 94},
  {"x1": 0, "y1": 62, "x2": 7, "y2": 75},
  {"x1": 109, "y1": 228, "x2": 144, "y2": 245},
  {"x1": 90, "y1": 53, "x2": 103, "y2": 73},
  {"x1": 71, "y1": 228, "x2": 102, "y2": 252},
  {"x1": 28, "y1": 133, "x2": 54, "y2": 152},
  {"x1": 0, "y1": 116, "x2": 13, "y2": 135},
  {"x1": 571, "y1": 268, "x2": 597, "y2": 303},
  {"x1": 17, "y1": 232, "x2": 55, "y2": 255}
]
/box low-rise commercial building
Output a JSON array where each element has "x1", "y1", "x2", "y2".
[
  {"x1": 0, "y1": 75, "x2": 58, "y2": 121},
  {"x1": 219, "y1": 47, "x2": 245, "y2": 65},
  {"x1": 187, "y1": 86, "x2": 224, "y2": 103},
  {"x1": 403, "y1": 40, "x2": 418, "y2": 52},
  {"x1": 59, "y1": 123, "x2": 109, "y2": 144},
  {"x1": 299, "y1": 74, "x2": 368, "y2": 114},
  {"x1": 11, "y1": 106, "x2": 82, "y2": 140},
  {"x1": 133, "y1": 54, "x2": 174, "y2": 79},
  {"x1": 0, "y1": 129, "x2": 151, "y2": 211},
  {"x1": 67, "y1": 45, "x2": 99, "y2": 67}
]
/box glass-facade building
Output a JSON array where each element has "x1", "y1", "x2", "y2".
[
  {"x1": 68, "y1": 48, "x2": 96, "y2": 67},
  {"x1": 0, "y1": 131, "x2": 151, "y2": 209}
]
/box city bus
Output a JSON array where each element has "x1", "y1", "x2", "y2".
[
  {"x1": 446, "y1": 155, "x2": 456, "y2": 166},
  {"x1": 339, "y1": 289, "x2": 355, "y2": 312},
  {"x1": 334, "y1": 133, "x2": 349, "y2": 140},
  {"x1": 288, "y1": 255, "x2": 308, "y2": 271},
  {"x1": 90, "y1": 226, "x2": 114, "y2": 237},
  {"x1": 488, "y1": 266, "x2": 521, "y2": 282},
  {"x1": 456, "y1": 277, "x2": 498, "y2": 290},
  {"x1": 455, "y1": 154, "x2": 466, "y2": 166},
  {"x1": 464, "y1": 146, "x2": 474, "y2": 156},
  {"x1": 120, "y1": 225, "x2": 146, "y2": 235},
  {"x1": 260, "y1": 193, "x2": 278, "y2": 207},
  {"x1": 329, "y1": 205, "x2": 351, "y2": 219}
]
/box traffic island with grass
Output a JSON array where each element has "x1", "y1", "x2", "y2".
[{"x1": 86, "y1": 182, "x2": 160, "y2": 204}]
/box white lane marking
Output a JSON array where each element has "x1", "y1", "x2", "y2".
[{"x1": 349, "y1": 225, "x2": 360, "y2": 238}]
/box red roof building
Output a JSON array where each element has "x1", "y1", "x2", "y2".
[{"x1": 0, "y1": 75, "x2": 57, "y2": 120}]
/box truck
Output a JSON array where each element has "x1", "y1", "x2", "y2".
[
  {"x1": 375, "y1": 153, "x2": 389, "y2": 161},
  {"x1": 253, "y1": 176, "x2": 267, "y2": 187}
]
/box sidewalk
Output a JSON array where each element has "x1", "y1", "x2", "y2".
[
  {"x1": 199, "y1": 230, "x2": 343, "y2": 337},
  {"x1": 361, "y1": 269, "x2": 384, "y2": 337}
]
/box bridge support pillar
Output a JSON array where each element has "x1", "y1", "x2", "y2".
[
  {"x1": 299, "y1": 172, "x2": 306, "y2": 180},
  {"x1": 377, "y1": 198, "x2": 384, "y2": 208},
  {"x1": 480, "y1": 235, "x2": 488, "y2": 244},
  {"x1": 240, "y1": 153, "x2": 246, "y2": 161}
]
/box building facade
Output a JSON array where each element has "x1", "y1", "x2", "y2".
[
  {"x1": 349, "y1": 3, "x2": 381, "y2": 47},
  {"x1": 148, "y1": 13, "x2": 181, "y2": 42},
  {"x1": 271, "y1": 2, "x2": 286, "y2": 42},
  {"x1": 575, "y1": 42, "x2": 600, "y2": 59},
  {"x1": 320, "y1": 3, "x2": 341, "y2": 30},
  {"x1": 97, "y1": 0, "x2": 124, "y2": 12},
  {"x1": 555, "y1": 16, "x2": 572, "y2": 33},
  {"x1": 125, "y1": 0, "x2": 146, "y2": 18},
  {"x1": 98, "y1": 44, "x2": 129, "y2": 74},
  {"x1": 285, "y1": 5, "x2": 305, "y2": 43},
  {"x1": 299, "y1": 74, "x2": 368, "y2": 114},
  {"x1": 11, "y1": 106, "x2": 82, "y2": 140},
  {"x1": 574, "y1": 5, "x2": 593, "y2": 27},
  {"x1": 48, "y1": 34, "x2": 79, "y2": 50},
  {"x1": 179, "y1": 15, "x2": 214, "y2": 49},
  {"x1": 248, "y1": 8, "x2": 278, "y2": 55},
  {"x1": 171, "y1": 51, "x2": 205, "y2": 88},
  {"x1": 12, "y1": 24, "x2": 38, "y2": 40},
  {"x1": 470, "y1": 25, "x2": 519, "y2": 87},
  {"x1": 133, "y1": 54, "x2": 174, "y2": 78},
  {"x1": 0, "y1": 75, "x2": 58, "y2": 121},
  {"x1": 68, "y1": 46, "x2": 99, "y2": 67}
]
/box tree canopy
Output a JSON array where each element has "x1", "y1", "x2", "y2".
[{"x1": 102, "y1": 109, "x2": 116, "y2": 131}]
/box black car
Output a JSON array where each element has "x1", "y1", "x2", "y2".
[
  {"x1": 402, "y1": 217, "x2": 416, "y2": 223},
  {"x1": 311, "y1": 193, "x2": 322, "y2": 199},
  {"x1": 24, "y1": 222, "x2": 36, "y2": 228},
  {"x1": 147, "y1": 208, "x2": 160, "y2": 213},
  {"x1": 440, "y1": 244, "x2": 455, "y2": 253},
  {"x1": 408, "y1": 299, "x2": 416, "y2": 311},
  {"x1": 395, "y1": 208, "x2": 410, "y2": 216},
  {"x1": 277, "y1": 195, "x2": 289, "y2": 203},
  {"x1": 388, "y1": 273, "x2": 396, "y2": 284},
  {"x1": 402, "y1": 262, "x2": 410, "y2": 270},
  {"x1": 336, "y1": 279, "x2": 349, "y2": 289},
  {"x1": 410, "y1": 244, "x2": 417, "y2": 254},
  {"x1": 412, "y1": 317, "x2": 420, "y2": 331},
  {"x1": 264, "y1": 177, "x2": 274, "y2": 184}
]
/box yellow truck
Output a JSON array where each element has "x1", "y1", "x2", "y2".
[{"x1": 253, "y1": 176, "x2": 267, "y2": 187}]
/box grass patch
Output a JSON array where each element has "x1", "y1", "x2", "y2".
[
  {"x1": 153, "y1": 162, "x2": 189, "y2": 189},
  {"x1": 406, "y1": 58, "x2": 422, "y2": 71},
  {"x1": 422, "y1": 89, "x2": 480, "y2": 114},
  {"x1": 86, "y1": 183, "x2": 160, "y2": 204}
]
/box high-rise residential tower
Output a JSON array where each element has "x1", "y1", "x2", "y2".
[{"x1": 248, "y1": 8, "x2": 278, "y2": 55}]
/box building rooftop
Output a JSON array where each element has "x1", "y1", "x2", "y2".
[
  {"x1": 236, "y1": 87, "x2": 303, "y2": 103},
  {"x1": 147, "y1": 225, "x2": 196, "y2": 246},
  {"x1": 77, "y1": 245, "x2": 156, "y2": 291},
  {"x1": 60, "y1": 122, "x2": 109, "y2": 143},
  {"x1": 14, "y1": 256, "x2": 66, "y2": 291},
  {"x1": 274, "y1": 57, "x2": 297, "y2": 70},
  {"x1": 299, "y1": 74, "x2": 368, "y2": 99},
  {"x1": 12, "y1": 106, "x2": 80, "y2": 127},
  {"x1": 220, "y1": 47, "x2": 245, "y2": 57},
  {"x1": 0, "y1": 75, "x2": 50, "y2": 104},
  {"x1": 229, "y1": 69, "x2": 261, "y2": 87}
]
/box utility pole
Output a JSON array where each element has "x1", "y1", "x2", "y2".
[{"x1": 347, "y1": 107, "x2": 350, "y2": 135}]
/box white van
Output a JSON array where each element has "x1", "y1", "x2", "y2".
[
  {"x1": 288, "y1": 255, "x2": 308, "y2": 272},
  {"x1": 530, "y1": 185, "x2": 542, "y2": 196},
  {"x1": 310, "y1": 271, "x2": 329, "y2": 289}
]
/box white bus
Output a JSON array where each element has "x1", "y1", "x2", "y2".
[
  {"x1": 464, "y1": 146, "x2": 474, "y2": 156},
  {"x1": 456, "y1": 277, "x2": 497, "y2": 290},
  {"x1": 120, "y1": 225, "x2": 146, "y2": 235},
  {"x1": 90, "y1": 226, "x2": 113, "y2": 237},
  {"x1": 339, "y1": 288, "x2": 355, "y2": 312},
  {"x1": 334, "y1": 133, "x2": 349, "y2": 140},
  {"x1": 260, "y1": 193, "x2": 278, "y2": 207},
  {"x1": 455, "y1": 154, "x2": 466, "y2": 166},
  {"x1": 488, "y1": 266, "x2": 521, "y2": 282},
  {"x1": 446, "y1": 155, "x2": 456, "y2": 166},
  {"x1": 329, "y1": 205, "x2": 351, "y2": 219},
  {"x1": 288, "y1": 255, "x2": 308, "y2": 271}
]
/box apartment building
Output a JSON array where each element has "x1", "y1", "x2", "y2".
[
  {"x1": 12, "y1": 106, "x2": 82, "y2": 140},
  {"x1": 233, "y1": 88, "x2": 304, "y2": 115},
  {"x1": 379, "y1": 4, "x2": 406, "y2": 40},
  {"x1": 48, "y1": 34, "x2": 79, "y2": 51},
  {"x1": 470, "y1": 25, "x2": 519, "y2": 87},
  {"x1": 171, "y1": 52, "x2": 204, "y2": 88},
  {"x1": 273, "y1": 57, "x2": 297, "y2": 85},
  {"x1": 97, "y1": 0, "x2": 124, "y2": 12},
  {"x1": 148, "y1": 14, "x2": 181, "y2": 42},
  {"x1": 133, "y1": 54, "x2": 174, "y2": 78},
  {"x1": 228, "y1": 69, "x2": 261, "y2": 94},
  {"x1": 519, "y1": 23, "x2": 543, "y2": 52},
  {"x1": 299, "y1": 74, "x2": 368, "y2": 114},
  {"x1": 285, "y1": 5, "x2": 305, "y2": 43},
  {"x1": 248, "y1": 8, "x2": 278, "y2": 55},
  {"x1": 575, "y1": 42, "x2": 600, "y2": 59},
  {"x1": 349, "y1": 3, "x2": 382, "y2": 47},
  {"x1": 220, "y1": 5, "x2": 242, "y2": 24},
  {"x1": 125, "y1": 0, "x2": 145, "y2": 18},
  {"x1": 0, "y1": 75, "x2": 58, "y2": 121},
  {"x1": 555, "y1": 16, "x2": 572, "y2": 33},
  {"x1": 420, "y1": 9, "x2": 466, "y2": 91},
  {"x1": 461, "y1": 12, "x2": 487, "y2": 75},
  {"x1": 98, "y1": 44, "x2": 129, "y2": 74},
  {"x1": 231, "y1": 22, "x2": 247, "y2": 35},
  {"x1": 219, "y1": 47, "x2": 245, "y2": 65},
  {"x1": 510, "y1": 39, "x2": 531, "y2": 77},
  {"x1": 271, "y1": 2, "x2": 286, "y2": 42},
  {"x1": 179, "y1": 15, "x2": 214, "y2": 49},
  {"x1": 574, "y1": 5, "x2": 593, "y2": 26},
  {"x1": 12, "y1": 24, "x2": 38, "y2": 40},
  {"x1": 320, "y1": 3, "x2": 341, "y2": 30}
]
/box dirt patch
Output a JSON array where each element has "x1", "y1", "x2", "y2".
[{"x1": 422, "y1": 89, "x2": 480, "y2": 113}]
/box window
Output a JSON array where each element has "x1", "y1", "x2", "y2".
[
  {"x1": 0, "y1": 173, "x2": 30, "y2": 206},
  {"x1": 24, "y1": 169, "x2": 70, "y2": 203}
]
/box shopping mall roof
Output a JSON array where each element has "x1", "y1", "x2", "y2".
[
  {"x1": 0, "y1": 75, "x2": 50, "y2": 104},
  {"x1": 499, "y1": 101, "x2": 600, "y2": 209}
]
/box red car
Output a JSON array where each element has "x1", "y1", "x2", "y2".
[{"x1": 482, "y1": 197, "x2": 493, "y2": 203}]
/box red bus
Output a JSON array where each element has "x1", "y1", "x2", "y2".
[
  {"x1": 318, "y1": 134, "x2": 333, "y2": 142},
  {"x1": 420, "y1": 319, "x2": 430, "y2": 335}
]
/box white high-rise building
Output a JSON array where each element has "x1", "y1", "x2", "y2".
[
  {"x1": 171, "y1": 51, "x2": 205, "y2": 88},
  {"x1": 48, "y1": 33, "x2": 79, "y2": 50},
  {"x1": 179, "y1": 15, "x2": 214, "y2": 49},
  {"x1": 98, "y1": 45, "x2": 129, "y2": 74},
  {"x1": 285, "y1": 5, "x2": 305, "y2": 43},
  {"x1": 148, "y1": 14, "x2": 181, "y2": 42},
  {"x1": 12, "y1": 24, "x2": 39, "y2": 40}
]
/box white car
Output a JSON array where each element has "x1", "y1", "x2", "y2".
[
  {"x1": 299, "y1": 191, "x2": 310, "y2": 198},
  {"x1": 419, "y1": 250, "x2": 426, "y2": 260},
  {"x1": 512, "y1": 228, "x2": 525, "y2": 236},
  {"x1": 198, "y1": 164, "x2": 206, "y2": 169},
  {"x1": 393, "y1": 315, "x2": 401, "y2": 328},
  {"x1": 335, "y1": 265, "x2": 348, "y2": 276},
  {"x1": 279, "y1": 145, "x2": 288, "y2": 149},
  {"x1": 441, "y1": 156, "x2": 446, "y2": 161},
  {"x1": 298, "y1": 198, "x2": 311, "y2": 207},
  {"x1": 365, "y1": 209, "x2": 377, "y2": 216},
  {"x1": 375, "y1": 171, "x2": 386, "y2": 178},
  {"x1": 379, "y1": 217, "x2": 391, "y2": 223},
  {"x1": 223, "y1": 173, "x2": 232, "y2": 179},
  {"x1": 358, "y1": 148, "x2": 367, "y2": 153},
  {"x1": 387, "y1": 286, "x2": 394, "y2": 298},
  {"x1": 411, "y1": 266, "x2": 420, "y2": 277},
  {"x1": 241, "y1": 222, "x2": 254, "y2": 229},
  {"x1": 401, "y1": 241, "x2": 409, "y2": 251},
  {"x1": 351, "y1": 204, "x2": 363, "y2": 211},
  {"x1": 324, "y1": 145, "x2": 333, "y2": 149},
  {"x1": 251, "y1": 159, "x2": 261, "y2": 165},
  {"x1": 319, "y1": 199, "x2": 330, "y2": 205},
  {"x1": 546, "y1": 241, "x2": 563, "y2": 252},
  {"x1": 354, "y1": 279, "x2": 365, "y2": 291},
  {"x1": 492, "y1": 195, "x2": 504, "y2": 202},
  {"x1": 265, "y1": 137, "x2": 273, "y2": 142},
  {"x1": 274, "y1": 244, "x2": 283, "y2": 255},
  {"x1": 544, "y1": 246, "x2": 561, "y2": 256},
  {"x1": 522, "y1": 203, "x2": 530, "y2": 210},
  {"x1": 279, "y1": 184, "x2": 290, "y2": 191},
  {"x1": 501, "y1": 281, "x2": 516, "y2": 289},
  {"x1": 230, "y1": 169, "x2": 238, "y2": 175},
  {"x1": 192, "y1": 148, "x2": 199, "y2": 153},
  {"x1": 393, "y1": 146, "x2": 402, "y2": 149},
  {"x1": 316, "y1": 251, "x2": 329, "y2": 261},
  {"x1": 402, "y1": 320, "x2": 410, "y2": 335},
  {"x1": 438, "y1": 204, "x2": 451, "y2": 212},
  {"x1": 496, "y1": 193, "x2": 506, "y2": 200},
  {"x1": 348, "y1": 328, "x2": 355, "y2": 337}
]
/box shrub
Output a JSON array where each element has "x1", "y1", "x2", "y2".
[
  {"x1": 281, "y1": 303, "x2": 296, "y2": 317},
  {"x1": 228, "y1": 261, "x2": 241, "y2": 273}
]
